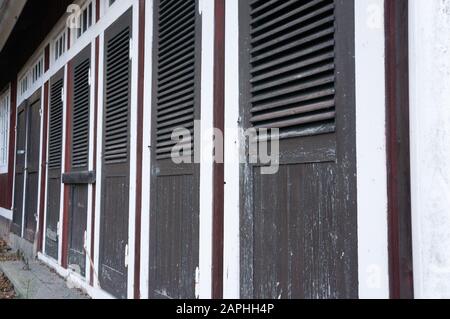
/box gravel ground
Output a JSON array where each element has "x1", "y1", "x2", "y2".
[
  {"x1": 0, "y1": 239, "x2": 16, "y2": 299},
  {"x1": 0, "y1": 272, "x2": 15, "y2": 299}
]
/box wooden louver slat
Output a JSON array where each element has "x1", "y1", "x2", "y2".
[
  {"x1": 104, "y1": 27, "x2": 130, "y2": 164},
  {"x1": 48, "y1": 79, "x2": 64, "y2": 169},
  {"x1": 248, "y1": 0, "x2": 336, "y2": 136},
  {"x1": 156, "y1": 0, "x2": 197, "y2": 160},
  {"x1": 72, "y1": 58, "x2": 90, "y2": 168}
]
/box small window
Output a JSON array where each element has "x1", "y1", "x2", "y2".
[
  {"x1": 54, "y1": 30, "x2": 67, "y2": 61},
  {"x1": 20, "y1": 75, "x2": 28, "y2": 97},
  {"x1": 77, "y1": 1, "x2": 94, "y2": 39},
  {"x1": 0, "y1": 90, "x2": 10, "y2": 173},
  {"x1": 32, "y1": 57, "x2": 44, "y2": 84}
]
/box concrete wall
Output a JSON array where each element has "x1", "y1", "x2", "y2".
[
  {"x1": 0, "y1": 216, "x2": 10, "y2": 240},
  {"x1": 409, "y1": 0, "x2": 450, "y2": 299}
]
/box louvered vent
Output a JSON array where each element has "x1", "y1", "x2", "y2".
[
  {"x1": 104, "y1": 27, "x2": 130, "y2": 164},
  {"x1": 48, "y1": 79, "x2": 64, "y2": 169},
  {"x1": 72, "y1": 58, "x2": 90, "y2": 168},
  {"x1": 248, "y1": 0, "x2": 336, "y2": 136},
  {"x1": 155, "y1": 0, "x2": 197, "y2": 159}
]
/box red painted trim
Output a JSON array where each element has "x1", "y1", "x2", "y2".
[
  {"x1": 212, "y1": 0, "x2": 225, "y2": 299},
  {"x1": 7, "y1": 81, "x2": 17, "y2": 209},
  {"x1": 62, "y1": 62, "x2": 73, "y2": 269},
  {"x1": 96, "y1": 0, "x2": 101, "y2": 22},
  {"x1": 90, "y1": 36, "x2": 100, "y2": 287},
  {"x1": 44, "y1": 45, "x2": 50, "y2": 72},
  {"x1": 385, "y1": 0, "x2": 414, "y2": 299},
  {"x1": 37, "y1": 81, "x2": 49, "y2": 253},
  {"x1": 134, "y1": 0, "x2": 146, "y2": 299}
]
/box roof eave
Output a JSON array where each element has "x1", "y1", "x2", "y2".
[{"x1": 0, "y1": 0, "x2": 27, "y2": 53}]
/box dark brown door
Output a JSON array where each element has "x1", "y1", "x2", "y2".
[
  {"x1": 149, "y1": 0, "x2": 201, "y2": 299},
  {"x1": 45, "y1": 70, "x2": 64, "y2": 260},
  {"x1": 99, "y1": 9, "x2": 132, "y2": 299},
  {"x1": 239, "y1": 0, "x2": 357, "y2": 298},
  {"x1": 11, "y1": 91, "x2": 41, "y2": 242},
  {"x1": 64, "y1": 45, "x2": 92, "y2": 277},
  {"x1": 11, "y1": 105, "x2": 27, "y2": 236},
  {"x1": 23, "y1": 92, "x2": 41, "y2": 242}
]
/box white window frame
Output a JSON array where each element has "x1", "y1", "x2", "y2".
[
  {"x1": 18, "y1": 53, "x2": 44, "y2": 104},
  {"x1": 0, "y1": 88, "x2": 10, "y2": 174}
]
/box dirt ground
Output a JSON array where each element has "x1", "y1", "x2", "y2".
[{"x1": 0, "y1": 239, "x2": 16, "y2": 299}]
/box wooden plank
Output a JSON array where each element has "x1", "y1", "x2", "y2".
[
  {"x1": 385, "y1": 0, "x2": 414, "y2": 299},
  {"x1": 212, "y1": 0, "x2": 225, "y2": 299}
]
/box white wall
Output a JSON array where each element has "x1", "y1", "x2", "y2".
[
  {"x1": 355, "y1": 0, "x2": 389, "y2": 299},
  {"x1": 409, "y1": 0, "x2": 450, "y2": 299}
]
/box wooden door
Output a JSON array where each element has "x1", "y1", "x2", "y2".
[
  {"x1": 149, "y1": 0, "x2": 201, "y2": 299},
  {"x1": 23, "y1": 92, "x2": 41, "y2": 242},
  {"x1": 64, "y1": 45, "x2": 92, "y2": 277},
  {"x1": 99, "y1": 9, "x2": 132, "y2": 299},
  {"x1": 11, "y1": 105, "x2": 27, "y2": 236},
  {"x1": 11, "y1": 91, "x2": 41, "y2": 242},
  {"x1": 45, "y1": 70, "x2": 64, "y2": 260},
  {"x1": 239, "y1": 0, "x2": 357, "y2": 298}
]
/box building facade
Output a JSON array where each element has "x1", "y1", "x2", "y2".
[{"x1": 0, "y1": 0, "x2": 449, "y2": 299}]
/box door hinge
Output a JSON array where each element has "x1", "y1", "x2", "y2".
[
  {"x1": 194, "y1": 266, "x2": 200, "y2": 299},
  {"x1": 129, "y1": 38, "x2": 133, "y2": 60},
  {"x1": 61, "y1": 87, "x2": 65, "y2": 102},
  {"x1": 57, "y1": 221, "x2": 60, "y2": 236},
  {"x1": 124, "y1": 244, "x2": 129, "y2": 268},
  {"x1": 83, "y1": 230, "x2": 88, "y2": 250},
  {"x1": 88, "y1": 68, "x2": 92, "y2": 86}
]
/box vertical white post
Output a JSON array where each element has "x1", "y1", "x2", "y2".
[
  {"x1": 197, "y1": 0, "x2": 215, "y2": 300},
  {"x1": 223, "y1": 0, "x2": 240, "y2": 299},
  {"x1": 355, "y1": 0, "x2": 390, "y2": 299},
  {"x1": 140, "y1": 0, "x2": 153, "y2": 300}
]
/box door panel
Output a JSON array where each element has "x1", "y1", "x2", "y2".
[
  {"x1": 11, "y1": 107, "x2": 26, "y2": 236},
  {"x1": 239, "y1": 0, "x2": 357, "y2": 299},
  {"x1": 12, "y1": 91, "x2": 41, "y2": 241},
  {"x1": 24, "y1": 96, "x2": 41, "y2": 242},
  {"x1": 68, "y1": 185, "x2": 88, "y2": 275},
  {"x1": 45, "y1": 70, "x2": 64, "y2": 260},
  {"x1": 65, "y1": 45, "x2": 91, "y2": 277},
  {"x1": 99, "y1": 9, "x2": 132, "y2": 299},
  {"x1": 149, "y1": 0, "x2": 201, "y2": 299}
]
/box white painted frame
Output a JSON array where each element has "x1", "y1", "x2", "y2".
[
  {"x1": 139, "y1": 0, "x2": 153, "y2": 300},
  {"x1": 0, "y1": 87, "x2": 11, "y2": 174},
  {"x1": 197, "y1": 0, "x2": 215, "y2": 300},
  {"x1": 355, "y1": 0, "x2": 390, "y2": 299},
  {"x1": 223, "y1": 0, "x2": 241, "y2": 299}
]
